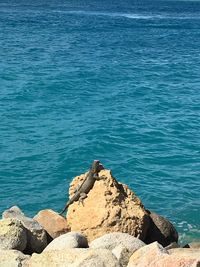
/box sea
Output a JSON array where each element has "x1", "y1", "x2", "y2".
[{"x1": 0, "y1": 0, "x2": 200, "y2": 244}]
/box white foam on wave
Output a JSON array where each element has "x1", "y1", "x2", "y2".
[
  {"x1": 54, "y1": 10, "x2": 200, "y2": 20},
  {"x1": 54, "y1": 10, "x2": 164, "y2": 19},
  {"x1": 178, "y1": 222, "x2": 200, "y2": 244}
]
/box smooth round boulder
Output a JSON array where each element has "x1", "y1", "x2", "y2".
[
  {"x1": 29, "y1": 248, "x2": 120, "y2": 267},
  {"x1": 90, "y1": 232, "x2": 145, "y2": 252},
  {"x1": 44, "y1": 232, "x2": 88, "y2": 251}
]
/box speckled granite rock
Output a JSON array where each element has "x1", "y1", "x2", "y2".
[
  {"x1": 3, "y1": 206, "x2": 48, "y2": 254},
  {"x1": 0, "y1": 218, "x2": 27, "y2": 251}
]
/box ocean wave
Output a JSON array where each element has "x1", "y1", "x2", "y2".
[{"x1": 53, "y1": 10, "x2": 200, "y2": 20}]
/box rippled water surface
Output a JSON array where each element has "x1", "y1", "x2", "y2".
[{"x1": 0, "y1": 0, "x2": 200, "y2": 243}]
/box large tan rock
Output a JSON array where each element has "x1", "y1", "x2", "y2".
[
  {"x1": 34, "y1": 209, "x2": 70, "y2": 239},
  {"x1": 28, "y1": 248, "x2": 120, "y2": 267},
  {"x1": 0, "y1": 218, "x2": 27, "y2": 252},
  {"x1": 66, "y1": 169, "x2": 150, "y2": 242},
  {"x1": 0, "y1": 249, "x2": 30, "y2": 267}
]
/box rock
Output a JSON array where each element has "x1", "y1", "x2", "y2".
[
  {"x1": 128, "y1": 242, "x2": 200, "y2": 267},
  {"x1": 90, "y1": 233, "x2": 145, "y2": 267},
  {"x1": 165, "y1": 242, "x2": 179, "y2": 250},
  {"x1": 144, "y1": 210, "x2": 178, "y2": 247},
  {"x1": 0, "y1": 249, "x2": 30, "y2": 267},
  {"x1": 112, "y1": 244, "x2": 132, "y2": 267},
  {"x1": 90, "y1": 232, "x2": 145, "y2": 251},
  {"x1": 3, "y1": 206, "x2": 48, "y2": 254},
  {"x1": 28, "y1": 248, "x2": 120, "y2": 267},
  {"x1": 66, "y1": 168, "x2": 150, "y2": 242},
  {"x1": 168, "y1": 248, "x2": 200, "y2": 259},
  {"x1": 149, "y1": 255, "x2": 199, "y2": 267},
  {"x1": 127, "y1": 241, "x2": 168, "y2": 267},
  {"x1": 0, "y1": 218, "x2": 27, "y2": 251},
  {"x1": 34, "y1": 209, "x2": 70, "y2": 239},
  {"x1": 44, "y1": 232, "x2": 88, "y2": 251},
  {"x1": 184, "y1": 242, "x2": 200, "y2": 249},
  {"x1": 191, "y1": 260, "x2": 200, "y2": 267}
]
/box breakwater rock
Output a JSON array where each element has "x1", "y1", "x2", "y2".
[
  {"x1": 66, "y1": 168, "x2": 150, "y2": 242},
  {"x1": 1, "y1": 161, "x2": 199, "y2": 266},
  {"x1": 2, "y1": 206, "x2": 50, "y2": 254}
]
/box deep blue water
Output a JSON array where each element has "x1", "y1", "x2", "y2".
[{"x1": 0, "y1": 0, "x2": 200, "y2": 244}]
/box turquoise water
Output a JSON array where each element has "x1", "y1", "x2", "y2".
[{"x1": 0, "y1": 0, "x2": 200, "y2": 244}]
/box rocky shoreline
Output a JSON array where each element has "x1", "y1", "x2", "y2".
[{"x1": 0, "y1": 161, "x2": 199, "y2": 266}]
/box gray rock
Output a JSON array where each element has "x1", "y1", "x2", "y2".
[
  {"x1": 29, "y1": 248, "x2": 120, "y2": 267},
  {"x1": 144, "y1": 210, "x2": 178, "y2": 247},
  {"x1": 3, "y1": 206, "x2": 48, "y2": 254},
  {"x1": 89, "y1": 232, "x2": 145, "y2": 252},
  {"x1": 0, "y1": 249, "x2": 30, "y2": 267},
  {"x1": 0, "y1": 218, "x2": 27, "y2": 252},
  {"x1": 44, "y1": 232, "x2": 88, "y2": 251},
  {"x1": 112, "y1": 244, "x2": 132, "y2": 267}
]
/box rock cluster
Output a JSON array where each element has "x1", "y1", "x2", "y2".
[{"x1": 0, "y1": 161, "x2": 199, "y2": 267}]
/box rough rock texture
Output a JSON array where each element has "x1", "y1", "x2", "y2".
[
  {"x1": 144, "y1": 211, "x2": 178, "y2": 247},
  {"x1": 28, "y1": 248, "x2": 120, "y2": 267},
  {"x1": 127, "y1": 241, "x2": 168, "y2": 267},
  {"x1": 66, "y1": 169, "x2": 150, "y2": 242},
  {"x1": 0, "y1": 249, "x2": 30, "y2": 267},
  {"x1": 3, "y1": 206, "x2": 48, "y2": 254},
  {"x1": 0, "y1": 218, "x2": 27, "y2": 251},
  {"x1": 34, "y1": 209, "x2": 70, "y2": 239},
  {"x1": 44, "y1": 232, "x2": 88, "y2": 251}
]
